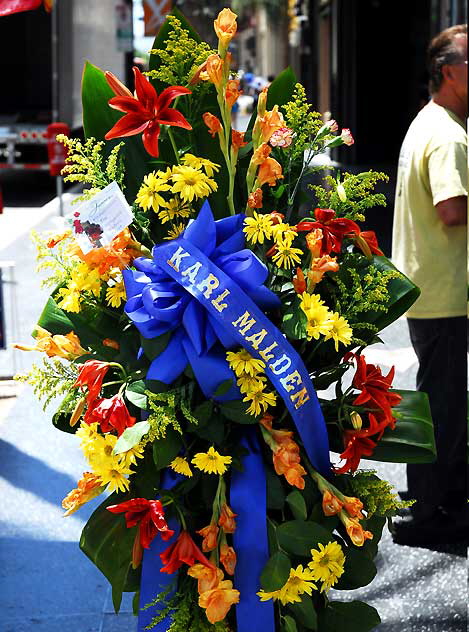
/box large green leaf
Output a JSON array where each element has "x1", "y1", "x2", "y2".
[
  {"x1": 277, "y1": 520, "x2": 332, "y2": 557},
  {"x1": 329, "y1": 390, "x2": 435, "y2": 464},
  {"x1": 333, "y1": 547, "x2": 377, "y2": 590},
  {"x1": 260, "y1": 551, "x2": 291, "y2": 591},
  {"x1": 287, "y1": 595, "x2": 318, "y2": 630},
  {"x1": 286, "y1": 490, "x2": 307, "y2": 520},
  {"x1": 153, "y1": 427, "x2": 182, "y2": 470},
  {"x1": 80, "y1": 493, "x2": 140, "y2": 613},
  {"x1": 367, "y1": 256, "x2": 420, "y2": 331},
  {"x1": 317, "y1": 601, "x2": 381, "y2": 632}
]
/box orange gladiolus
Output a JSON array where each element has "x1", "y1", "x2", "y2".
[
  {"x1": 247, "y1": 188, "x2": 263, "y2": 209},
  {"x1": 214, "y1": 8, "x2": 237, "y2": 50},
  {"x1": 259, "y1": 105, "x2": 285, "y2": 142},
  {"x1": 188, "y1": 563, "x2": 224, "y2": 593},
  {"x1": 103, "y1": 338, "x2": 120, "y2": 350},
  {"x1": 68, "y1": 228, "x2": 141, "y2": 275},
  {"x1": 62, "y1": 472, "x2": 103, "y2": 516},
  {"x1": 218, "y1": 504, "x2": 237, "y2": 534},
  {"x1": 225, "y1": 79, "x2": 242, "y2": 107},
  {"x1": 257, "y1": 157, "x2": 283, "y2": 187},
  {"x1": 14, "y1": 326, "x2": 86, "y2": 360},
  {"x1": 231, "y1": 130, "x2": 247, "y2": 151},
  {"x1": 47, "y1": 230, "x2": 71, "y2": 248},
  {"x1": 342, "y1": 514, "x2": 373, "y2": 547},
  {"x1": 251, "y1": 142, "x2": 272, "y2": 165},
  {"x1": 272, "y1": 444, "x2": 306, "y2": 490},
  {"x1": 197, "y1": 524, "x2": 219, "y2": 552},
  {"x1": 305, "y1": 228, "x2": 323, "y2": 258},
  {"x1": 220, "y1": 544, "x2": 237, "y2": 575},
  {"x1": 322, "y1": 489, "x2": 344, "y2": 516},
  {"x1": 206, "y1": 54, "x2": 224, "y2": 85},
  {"x1": 308, "y1": 255, "x2": 339, "y2": 285},
  {"x1": 199, "y1": 579, "x2": 240, "y2": 624},
  {"x1": 203, "y1": 112, "x2": 223, "y2": 138},
  {"x1": 342, "y1": 496, "x2": 365, "y2": 520}
]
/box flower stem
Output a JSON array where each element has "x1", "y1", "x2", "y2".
[{"x1": 167, "y1": 128, "x2": 180, "y2": 165}]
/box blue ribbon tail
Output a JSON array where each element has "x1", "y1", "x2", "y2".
[{"x1": 231, "y1": 427, "x2": 275, "y2": 632}]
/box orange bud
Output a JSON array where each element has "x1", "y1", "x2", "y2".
[
  {"x1": 225, "y1": 79, "x2": 242, "y2": 107},
  {"x1": 247, "y1": 188, "x2": 263, "y2": 209},
  {"x1": 307, "y1": 254, "x2": 339, "y2": 285},
  {"x1": 220, "y1": 544, "x2": 237, "y2": 575},
  {"x1": 218, "y1": 504, "x2": 237, "y2": 534},
  {"x1": 214, "y1": 8, "x2": 237, "y2": 50},
  {"x1": 203, "y1": 112, "x2": 223, "y2": 138},
  {"x1": 132, "y1": 530, "x2": 144, "y2": 569},
  {"x1": 70, "y1": 396, "x2": 86, "y2": 427},
  {"x1": 197, "y1": 524, "x2": 219, "y2": 552},
  {"x1": 231, "y1": 130, "x2": 247, "y2": 151},
  {"x1": 322, "y1": 489, "x2": 344, "y2": 516},
  {"x1": 343, "y1": 514, "x2": 373, "y2": 546},
  {"x1": 292, "y1": 267, "x2": 306, "y2": 294},
  {"x1": 105, "y1": 70, "x2": 132, "y2": 97},
  {"x1": 103, "y1": 338, "x2": 120, "y2": 350}
]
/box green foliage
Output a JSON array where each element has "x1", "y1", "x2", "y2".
[
  {"x1": 318, "y1": 601, "x2": 380, "y2": 632},
  {"x1": 309, "y1": 170, "x2": 389, "y2": 222},
  {"x1": 145, "y1": 386, "x2": 198, "y2": 441},
  {"x1": 31, "y1": 229, "x2": 72, "y2": 289},
  {"x1": 349, "y1": 470, "x2": 414, "y2": 517},
  {"x1": 260, "y1": 551, "x2": 291, "y2": 591},
  {"x1": 282, "y1": 84, "x2": 324, "y2": 158},
  {"x1": 15, "y1": 357, "x2": 78, "y2": 411},
  {"x1": 147, "y1": 15, "x2": 215, "y2": 91},
  {"x1": 57, "y1": 135, "x2": 125, "y2": 202}
]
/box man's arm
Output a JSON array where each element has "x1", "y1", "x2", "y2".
[{"x1": 436, "y1": 196, "x2": 467, "y2": 226}]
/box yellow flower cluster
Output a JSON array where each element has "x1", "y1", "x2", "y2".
[
  {"x1": 56, "y1": 262, "x2": 101, "y2": 313},
  {"x1": 243, "y1": 213, "x2": 302, "y2": 270},
  {"x1": 299, "y1": 292, "x2": 353, "y2": 351},
  {"x1": 226, "y1": 348, "x2": 276, "y2": 417},
  {"x1": 257, "y1": 541, "x2": 345, "y2": 604},
  {"x1": 76, "y1": 422, "x2": 144, "y2": 494},
  {"x1": 135, "y1": 155, "x2": 219, "y2": 238}
]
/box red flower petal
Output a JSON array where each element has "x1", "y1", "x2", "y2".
[
  {"x1": 142, "y1": 122, "x2": 161, "y2": 158},
  {"x1": 108, "y1": 96, "x2": 144, "y2": 115},
  {"x1": 157, "y1": 107, "x2": 192, "y2": 130},
  {"x1": 105, "y1": 113, "x2": 149, "y2": 139},
  {"x1": 157, "y1": 85, "x2": 192, "y2": 112},
  {"x1": 133, "y1": 66, "x2": 157, "y2": 109}
]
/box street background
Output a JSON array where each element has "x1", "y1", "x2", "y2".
[{"x1": 0, "y1": 166, "x2": 466, "y2": 631}]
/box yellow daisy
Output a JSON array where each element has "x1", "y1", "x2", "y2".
[
  {"x1": 158, "y1": 197, "x2": 193, "y2": 224},
  {"x1": 119, "y1": 443, "x2": 146, "y2": 467},
  {"x1": 299, "y1": 292, "x2": 334, "y2": 341},
  {"x1": 182, "y1": 153, "x2": 220, "y2": 177},
  {"x1": 76, "y1": 422, "x2": 101, "y2": 451},
  {"x1": 323, "y1": 312, "x2": 353, "y2": 351},
  {"x1": 92, "y1": 462, "x2": 133, "y2": 493},
  {"x1": 270, "y1": 222, "x2": 298, "y2": 247},
  {"x1": 272, "y1": 241, "x2": 303, "y2": 269},
  {"x1": 243, "y1": 387, "x2": 277, "y2": 417},
  {"x1": 106, "y1": 280, "x2": 126, "y2": 308},
  {"x1": 56, "y1": 287, "x2": 81, "y2": 313},
  {"x1": 169, "y1": 456, "x2": 193, "y2": 478},
  {"x1": 192, "y1": 446, "x2": 232, "y2": 475},
  {"x1": 136, "y1": 172, "x2": 171, "y2": 212},
  {"x1": 257, "y1": 565, "x2": 317, "y2": 606},
  {"x1": 236, "y1": 373, "x2": 267, "y2": 394},
  {"x1": 308, "y1": 541, "x2": 345, "y2": 591},
  {"x1": 226, "y1": 349, "x2": 266, "y2": 377},
  {"x1": 164, "y1": 222, "x2": 187, "y2": 240},
  {"x1": 243, "y1": 212, "x2": 273, "y2": 245},
  {"x1": 171, "y1": 165, "x2": 217, "y2": 202}
]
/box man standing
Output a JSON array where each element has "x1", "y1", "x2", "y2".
[{"x1": 392, "y1": 24, "x2": 468, "y2": 546}]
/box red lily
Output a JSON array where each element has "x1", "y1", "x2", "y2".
[
  {"x1": 107, "y1": 497, "x2": 175, "y2": 548},
  {"x1": 105, "y1": 66, "x2": 192, "y2": 158},
  {"x1": 347, "y1": 352, "x2": 402, "y2": 426},
  {"x1": 160, "y1": 531, "x2": 215, "y2": 574},
  {"x1": 296, "y1": 208, "x2": 360, "y2": 256},
  {"x1": 84, "y1": 394, "x2": 136, "y2": 435},
  {"x1": 355, "y1": 230, "x2": 384, "y2": 257},
  {"x1": 74, "y1": 360, "x2": 109, "y2": 405},
  {"x1": 336, "y1": 429, "x2": 377, "y2": 473}
]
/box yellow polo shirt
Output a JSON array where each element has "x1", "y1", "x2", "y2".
[{"x1": 392, "y1": 101, "x2": 467, "y2": 318}]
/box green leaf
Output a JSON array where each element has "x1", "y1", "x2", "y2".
[
  {"x1": 219, "y1": 399, "x2": 259, "y2": 424},
  {"x1": 113, "y1": 420, "x2": 150, "y2": 455},
  {"x1": 286, "y1": 490, "x2": 307, "y2": 520},
  {"x1": 152, "y1": 427, "x2": 182, "y2": 470},
  {"x1": 80, "y1": 493, "x2": 140, "y2": 613},
  {"x1": 317, "y1": 601, "x2": 381, "y2": 632},
  {"x1": 287, "y1": 594, "x2": 318, "y2": 630},
  {"x1": 140, "y1": 331, "x2": 172, "y2": 362},
  {"x1": 282, "y1": 297, "x2": 307, "y2": 340},
  {"x1": 283, "y1": 615, "x2": 298, "y2": 632},
  {"x1": 125, "y1": 380, "x2": 148, "y2": 409},
  {"x1": 266, "y1": 67, "x2": 298, "y2": 110},
  {"x1": 52, "y1": 411, "x2": 77, "y2": 435},
  {"x1": 277, "y1": 520, "x2": 332, "y2": 557},
  {"x1": 370, "y1": 390, "x2": 435, "y2": 463},
  {"x1": 333, "y1": 547, "x2": 377, "y2": 590},
  {"x1": 260, "y1": 551, "x2": 291, "y2": 591},
  {"x1": 193, "y1": 401, "x2": 214, "y2": 426},
  {"x1": 272, "y1": 184, "x2": 286, "y2": 199},
  {"x1": 367, "y1": 256, "x2": 420, "y2": 331},
  {"x1": 213, "y1": 378, "x2": 235, "y2": 397},
  {"x1": 266, "y1": 468, "x2": 286, "y2": 510}
]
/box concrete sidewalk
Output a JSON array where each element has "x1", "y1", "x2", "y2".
[{"x1": 0, "y1": 197, "x2": 466, "y2": 631}]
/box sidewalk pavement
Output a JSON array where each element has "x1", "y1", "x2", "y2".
[{"x1": 0, "y1": 196, "x2": 466, "y2": 632}]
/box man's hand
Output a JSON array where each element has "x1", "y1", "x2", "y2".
[{"x1": 436, "y1": 196, "x2": 467, "y2": 226}]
